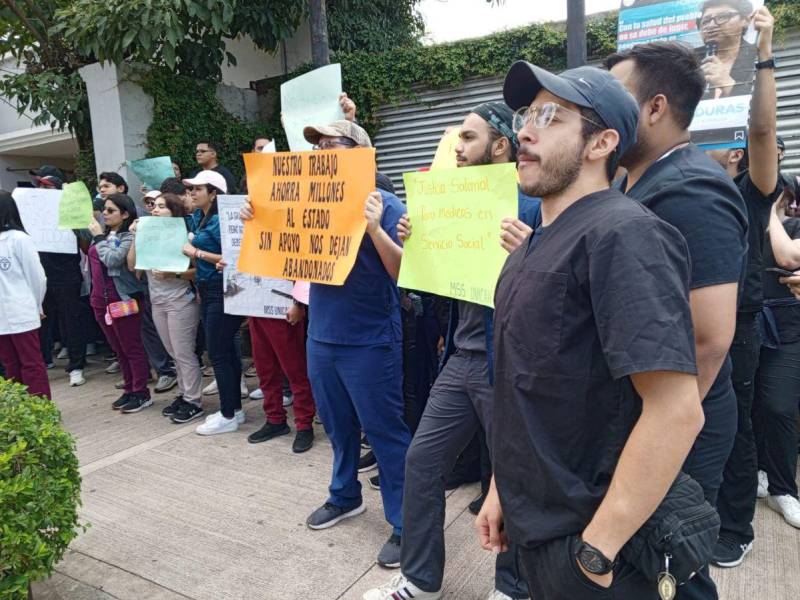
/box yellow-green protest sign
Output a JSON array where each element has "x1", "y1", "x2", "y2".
[
  {"x1": 58, "y1": 181, "x2": 93, "y2": 229},
  {"x1": 398, "y1": 163, "x2": 518, "y2": 308},
  {"x1": 430, "y1": 127, "x2": 460, "y2": 170}
]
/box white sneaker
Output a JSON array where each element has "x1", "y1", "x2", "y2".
[
  {"x1": 249, "y1": 388, "x2": 264, "y2": 400},
  {"x1": 203, "y1": 380, "x2": 218, "y2": 395},
  {"x1": 69, "y1": 369, "x2": 86, "y2": 386},
  {"x1": 766, "y1": 494, "x2": 800, "y2": 528},
  {"x1": 57, "y1": 347, "x2": 69, "y2": 360},
  {"x1": 105, "y1": 360, "x2": 120, "y2": 374},
  {"x1": 757, "y1": 470, "x2": 769, "y2": 499},
  {"x1": 485, "y1": 591, "x2": 524, "y2": 600},
  {"x1": 240, "y1": 376, "x2": 248, "y2": 398},
  {"x1": 363, "y1": 574, "x2": 440, "y2": 600},
  {"x1": 283, "y1": 393, "x2": 293, "y2": 407},
  {"x1": 195, "y1": 415, "x2": 239, "y2": 435},
  {"x1": 204, "y1": 409, "x2": 246, "y2": 425}
]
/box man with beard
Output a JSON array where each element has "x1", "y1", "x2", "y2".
[
  {"x1": 476, "y1": 62, "x2": 704, "y2": 600},
  {"x1": 606, "y1": 41, "x2": 748, "y2": 599},
  {"x1": 364, "y1": 102, "x2": 539, "y2": 600}
]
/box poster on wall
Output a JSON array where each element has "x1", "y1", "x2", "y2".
[{"x1": 618, "y1": 0, "x2": 764, "y2": 148}]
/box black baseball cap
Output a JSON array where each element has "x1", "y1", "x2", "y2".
[
  {"x1": 503, "y1": 62, "x2": 640, "y2": 159},
  {"x1": 777, "y1": 136, "x2": 786, "y2": 151},
  {"x1": 29, "y1": 164, "x2": 65, "y2": 180}
]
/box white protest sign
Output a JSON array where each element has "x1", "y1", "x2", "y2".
[
  {"x1": 217, "y1": 195, "x2": 293, "y2": 319},
  {"x1": 12, "y1": 188, "x2": 77, "y2": 254}
]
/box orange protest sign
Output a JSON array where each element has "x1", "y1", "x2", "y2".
[{"x1": 238, "y1": 147, "x2": 375, "y2": 285}]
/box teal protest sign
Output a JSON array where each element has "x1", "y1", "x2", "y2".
[
  {"x1": 134, "y1": 216, "x2": 189, "y2": 272},
  {"x1": 281, "y1": 64, "x2": 345, "y2": 151},
  {"x1": 128, "y1": 156, "x2": 175, "y2": 190}
]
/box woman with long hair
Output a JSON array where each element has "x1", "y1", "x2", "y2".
[
  {"x1": 181, "y1": 171, "x2": 245, "y2": 435},
  {"x1": 87, "y1": 193, "x2": 151, "y2": 413},
  {"x1": 128, "y1": 193, "x2": 204, "y2": 423},
  {"x1": 0, "y1": 190, "x2": 50, "y2": 398}
]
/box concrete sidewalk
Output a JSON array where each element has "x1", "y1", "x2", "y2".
[{"x1": 33, "y1": 358, "x2": 799, "y2": 599}]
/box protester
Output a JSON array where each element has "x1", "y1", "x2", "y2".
[
  {"x1": 127, "y1": 193, "x2": 205, "y2": 424},
  {"x1": 365, "y1": 101, "x2": 539, "y2": 600},
  {"x1": 475, "y1": 60, "x2": 705, "y2": 600},
  {"x1": 783, "y1": 272, "x2": 800, "y2": 299},
  {"x1": 702, "y1": 5, "x2": 780, "y2": 568},
  {"x1": 697, "y1": 0, "x2": 755, "y2": 99},
  {"x1": 755, "y1": 190, "x2": 800, "y2": 529},
  {"x1": 87, "y1": 194, "x2": 151, "y2": 413},
  {"x1": 181, "y1": 170, "x2": 246, "y2": 434},
  {"x1": 96, "y1": 172, "x2": 129, "y2": 212},
  {"x1": 143, "y1": 189, "x2": 161, "y2": 212},
  {"x1": 29, "y1": 165, "x2": 65, "y2": 189},
  {"x1": 192, "y1": 140, "x2": 237, "y2": 195},
  {"x1": 0, "y1": 190, "x2": 51, "y2": 400},
  {"x1": 241, "y1": 119, "x2": 409, "y2": 567},
  {"x1": 239, "y1": 136, "x2": 272, "y2": 194}
]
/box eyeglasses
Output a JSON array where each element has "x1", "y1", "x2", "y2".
[
  {"x1": 512, "y1": 102, "x2": 603, "y2": 133},
  {"x1": 101, "y1": 207, "x2": 119, "y2": 214},
  {"x1": 313, "y1": 138, "x2": 358, "y2": 150},
  {"x1": 699, "y1": 11, "x2": 740, "y2": 28}
]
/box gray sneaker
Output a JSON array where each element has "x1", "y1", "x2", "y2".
[
  {"x1": 105, "y1": 360, "x2": 120, "y2": 374},
  {"x1": 306, "y1": 502, "x2": 365, "y2": 530},
  {"x1": 377, "y1": 534, "x2": 401, "y2": 568},
  {"x1": 154, "y1": 375, "x2": 178, "y2": 393}
]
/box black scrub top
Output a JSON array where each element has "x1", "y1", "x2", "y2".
[
  {"x1": 763, "y1": 218, "x2": 800, "y2": 344},
  {"x1": 492, "y1": 188, "x2": 697, "y2": 548}
]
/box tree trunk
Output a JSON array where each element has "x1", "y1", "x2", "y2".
[{"x1": 308, "y1": 0, "x2": 330, "y2": 67}]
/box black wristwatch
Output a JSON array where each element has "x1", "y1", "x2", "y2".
[
  {"x1": 576, "y1": 539, "x2": 617, "y2": 575},
  {"x1": 755, "y1": 57, "x2": 776, "y2": 70}
]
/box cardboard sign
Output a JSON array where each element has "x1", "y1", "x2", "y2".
[
  {"x1": 281, "y1": 64, "x2": 345, "y2": 151},
  {"x1": 12, "y1": 188, "x2": 77, "y2": 254},
  {"x1": 218, "y1": 195, "x2": 293, "y2": 318},
  {"x1": 398, "y1": 163, "x2": 519, "y2": 308},
  {"x1": 58, "y1": 181, "x2": 93, "y2": 230},
  {"x1": 617, "y1": 0, "x2": 764, "y2": 148},
  {"x1": 238, "y1": 148, "x2": 375, "y2": 285},
  {"x1": 128, "y1": 156, "x2": 175, "y2": 190},
  {"x1": 134, "y1": 217, "x2": 189, "y2": 272}
]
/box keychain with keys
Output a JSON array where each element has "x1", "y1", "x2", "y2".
[{"x1": 658, "y1": 553, "x2": 677, "y2": 600}]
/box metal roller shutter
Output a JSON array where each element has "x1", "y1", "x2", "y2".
[{"x1": 776, "y1": 31, "x2": 800, "y2": 175}]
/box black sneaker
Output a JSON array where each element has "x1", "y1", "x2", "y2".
[
  {"x1": 377, "y1": 534, "x2": 401, "y2": 568},
  {"x1": 120, "y1": 393, "x2": 154, "y2": 414},
  {"x1": 368, "y1": 474, "x2": 380, "y2": 490},
  {"x1": 358, "y1": 450, "x2": 378, "y2": 473},
  {"x1": 468, "y1": 492, "x2": 486, "y2": 516},
  {"x1": 292, "y1": 429, "x2": 315, "y2": 453},
  {"x1": 161, "y1": 395, "x2": 186, "y2": 417},
  {"x1": 247, "y1": 422, "x2": 290, "y2": 444},
  {"x1": 170, "y1": 402, "x2": 205, "y2": 424},
  {"x1": 112, "y1": 393, "x2": 130, "y2": 410},
  {"x1": 711, "y1": 537, "x2": 753, "y2": 568},
  {"x1": 360, "y1": 434, "x2": 371, "y2": 450},
  {"x1": 306, "y1": 502, "x2": 365, "y2": 530}
]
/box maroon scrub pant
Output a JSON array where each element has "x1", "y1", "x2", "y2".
[
  {"x1": 0, "y1": 327, "x2": 52, "y2": 399},
  {"x1": 249, "y1": 316, "x2": 315, "y2": 430},
  {"x1": 93, "y1": 306, "x2": 150, "y2": 396}
]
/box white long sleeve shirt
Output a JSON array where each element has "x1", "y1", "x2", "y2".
[{"x1": 0, "y1": 229, "x2": 47, "y2": 335}]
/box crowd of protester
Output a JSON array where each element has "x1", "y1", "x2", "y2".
[{"x1": 2, "y1": 3, "x2": 800, "y2": 599}]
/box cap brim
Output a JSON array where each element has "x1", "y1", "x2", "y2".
[
  {"x1": 503, "y1": 61, "x2": 591, "y2": 111},
  {"x1": 303, "y1": 125, "x2": 340, "y2": 145},
  {"x1": 182, "y1": 177, "x2": 204, "y2": 187}
]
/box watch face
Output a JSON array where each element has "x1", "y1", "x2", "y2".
[{"x1": 579, "y1": 547, "x2": 609, "y2": 574}]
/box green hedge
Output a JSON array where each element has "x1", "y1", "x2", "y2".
[{"x1": 0, "y1": 380, "x2": 83, "y2": 599}]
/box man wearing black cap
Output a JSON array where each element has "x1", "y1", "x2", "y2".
[
  {"x1": 29, "y1": 164, "x2": 65, "y2": 189},
  {"x1": 363, "y1": 102, "x2": 539, "y2": 600},
  {"x1": 476, "y1": 62, "x2": 704, "y2": 600}
]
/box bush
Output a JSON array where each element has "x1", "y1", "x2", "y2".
[{"x1": 0, "y1": 379, "x2": 83, "y2": 600}]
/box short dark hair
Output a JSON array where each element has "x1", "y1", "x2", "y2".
[
  {"x1": 159, "y1": 193, "x2": 187, "y2": 218},
  {"x1": 487, "y1": 127, "x2": 518, "y2": 163},
  {"x1": 98, "y1": 171, "x2": 129, "y2": 194},
  {"x1": 701, "y1": 0, "x2": 753, "y2": 18},
  {"x1": 604, "y1": 41, "x2": 704, "y2": 130},
  {"x1": 196, "y1": 140, "x2": 220, "y2": 154},
  {"x1": 579, "y1": 106, "x2": 616, "y2": 183},
  {"x1": 104, "y1": 193, "x2": 137, "y2": 233},
  {"x1": 160, "y1": 177, "x2": 187, "y2": 195},
  {"x1": 0, "y1": 190, "x2": 26, "y2": 233}
]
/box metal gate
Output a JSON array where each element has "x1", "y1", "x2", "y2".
[{"x1": 374, "y1": 29, "x2": 800, "y2": 197}]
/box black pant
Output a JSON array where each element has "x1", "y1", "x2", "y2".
[
  {"x1": 717, "y1": 312, "x2": 760, "y2": 544},
  {"x1": 755, "y1": 339, "x2": 800, "y2": 498},
  {"x1": 40, "y1": 283, "x2": 87, "y2": 373},
  {"x1": 518, "y1": 535, "x2": 655, "y2": 600}
]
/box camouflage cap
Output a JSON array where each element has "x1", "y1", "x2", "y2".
[{"x1": 303, "y1": 120, "x2": 372, "y2": 148}]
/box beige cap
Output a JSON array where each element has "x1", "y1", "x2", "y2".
[
  {"x1": 182, "y1": 170, "x2": 228, "y2": 194},
  {"x1": 303, "y1": 120, "x2": 372, "y2": 148}
]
